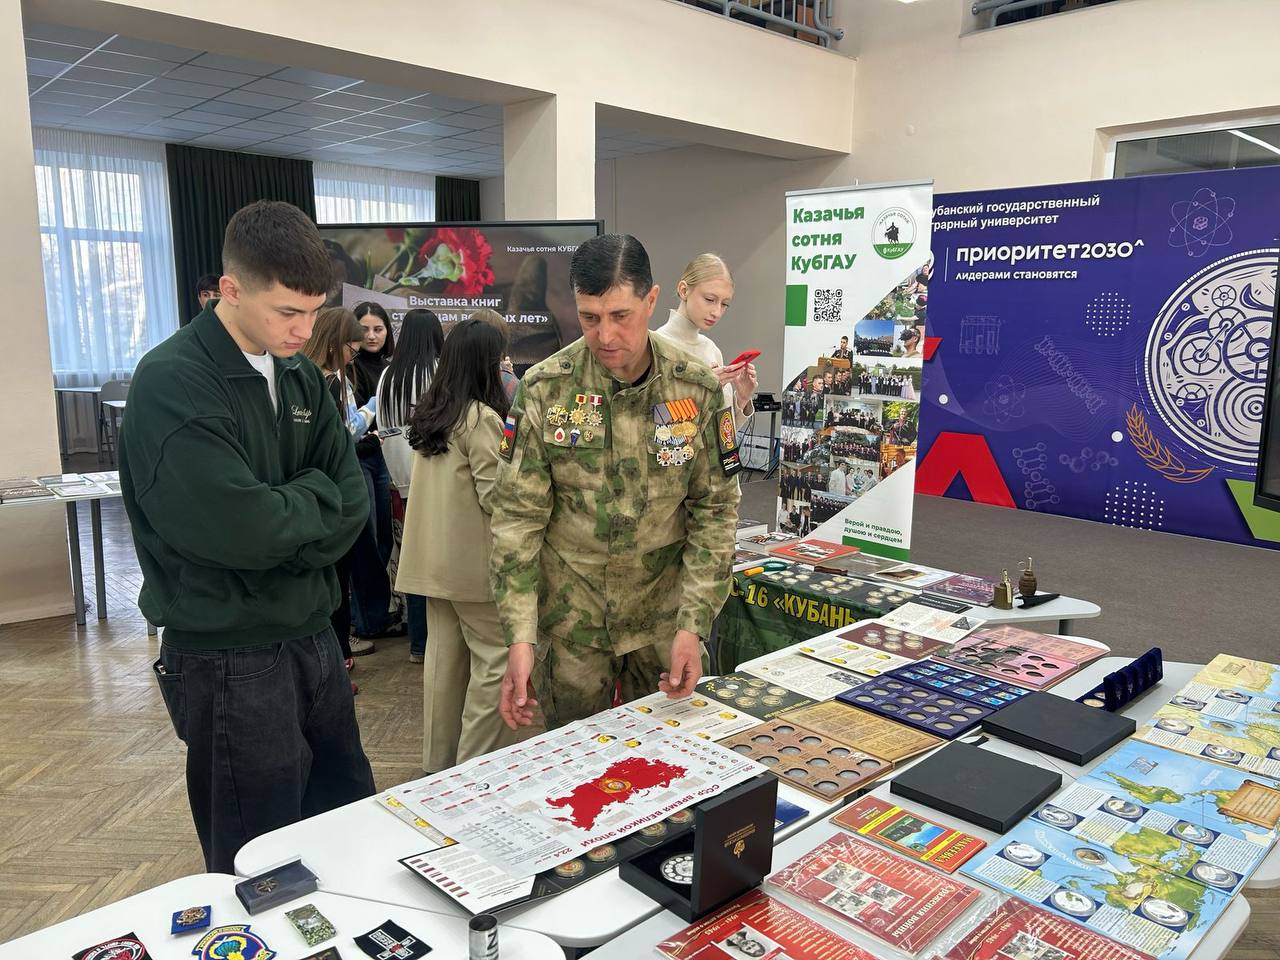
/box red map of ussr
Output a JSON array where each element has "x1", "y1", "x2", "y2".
[{"x1": 546, "y1": 756, "x2": 688, "y2": 829}]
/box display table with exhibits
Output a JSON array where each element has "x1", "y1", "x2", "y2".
[
  {"x1": 719, "y1": 545, "x2": 1100, "y2": 670},
  {"x1": 0, "y1": 873, "x2": 564, "y2": 960}
]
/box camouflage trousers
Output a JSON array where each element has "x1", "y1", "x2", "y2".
[{"x1": 532, "y1": 633, "x2": 709, "y2": 730}]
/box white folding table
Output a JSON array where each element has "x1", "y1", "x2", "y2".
[{"x1": 0, "y1": 872, "x2": 564, "y2": 959}]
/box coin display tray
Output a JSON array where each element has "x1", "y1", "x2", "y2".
[
  {"x1": 838, "y1": 622, "x2": 948, "y2": 661},
  {"x1": 837, "y1": 677, "x2": 994, "y2": 739},
  {"x1": 719, "y1": 719, "x2": 892, "y2": 801},
  {"x1": 760, "y1": 569, "x2": 917, "y2": 614},
  {"x1": 884, "y1": 660, "x2": 1035, "y2": 708}
]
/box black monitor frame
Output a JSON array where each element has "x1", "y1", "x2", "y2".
[{"x1": 1253, "y1": 247, "x2": 1280, "y2": 512}]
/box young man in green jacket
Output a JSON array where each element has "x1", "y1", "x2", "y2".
[{"x1": 119, "y1": 201, "x2": 374, "y2": 873}]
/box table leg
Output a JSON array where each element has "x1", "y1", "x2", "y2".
[
  {"x1": 90, "y1": 497, "x2": 107, "y2": 621},
  {"x1": 146, "y1": 618, "x2": 157, "y2": 637},
  {"x1": 55, "y1": 392, "x2": 68, "y2": 460},
  {"x1": 66, "y1": 501, "x2": 86, "y2": 625},
  {"x1": 1058, "y1": 618, "x2": 1073, "y2": 635}
]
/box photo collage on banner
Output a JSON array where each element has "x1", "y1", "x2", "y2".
[{"x1": 780, "y1": 182, "x2": 934, "y2": 559}]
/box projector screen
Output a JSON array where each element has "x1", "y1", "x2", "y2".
[{"x1": 318, "y1": 219, "x2": 601, "y2": 372}]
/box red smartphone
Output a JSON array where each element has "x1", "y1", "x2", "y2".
[{"x1": 726, "y1": 349, "x2": 761, "y2": 368}]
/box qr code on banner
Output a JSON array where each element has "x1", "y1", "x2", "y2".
[{"x1": 814, "y1": 288, "x2": 842, "y2": 323}]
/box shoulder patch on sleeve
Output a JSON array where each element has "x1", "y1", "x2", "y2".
[
  {"x1": 499, "y1": 411, "x2": 520, "y2": 462},
  {"x1": 715, "y1": 407, "x2": 742, "y2": 478}
]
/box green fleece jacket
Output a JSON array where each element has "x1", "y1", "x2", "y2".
[{"x1": 119, "y1": 304, "x2": 368, "y2": 650}]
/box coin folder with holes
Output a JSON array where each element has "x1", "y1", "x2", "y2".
[
  {"x1": 981, "y1": 691, "x2": 1136, "y2": 765},
  {"x1": 889, "y1": 742, "x2": 1062, "y2": 833}
]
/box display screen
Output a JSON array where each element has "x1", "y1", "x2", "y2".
[
  {"x1": 318, "y1": 219, "x2": 600, "y2": 371},
  {"x1": 1254, "y1": 249, "x2": 1280, "y2": 512}
]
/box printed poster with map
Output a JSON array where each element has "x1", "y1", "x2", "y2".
[
  {"x1": 1029, "y1": 740, "x2": 1279, "y2": 896},
  {"x1": 402, "y1": 709, "x2": 762, "y2": 877},
  {"x1": 961, "y1": 820, "x2": 1231, "y2": 960},
  {"x1": 1136, "y1": 683, "x2": 1280, "y2": 780}
]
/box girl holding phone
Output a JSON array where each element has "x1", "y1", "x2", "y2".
[{"x1": 654, "y1": 253, "x2": 757, "y2": 425}]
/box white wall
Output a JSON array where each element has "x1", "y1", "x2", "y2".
[{"x1": 601, "y1": 0, "x2": 1280, "y2": 397}]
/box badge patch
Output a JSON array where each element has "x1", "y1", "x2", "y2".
[
  {"x1": 715, "y1": 407, "x2": 742, "y2": 478},
  {"x1": 499, "y1": 413, "x2": 518, "y2": 462},
  {"x1": 192, "y1": 924, "x2": 275, "y2": 960},
  {"x1": 74, "y1": 933, "x2": 152, "y2": 960},
  {"x1": 286, "y1": 904, "x2": 337, "y2": 947},
  {"x1": 172, "y1": 905, "x2": 212, "y2": 935},
  {"x1": 354, "y1": 920, "x2": 432, "y2": 958}
]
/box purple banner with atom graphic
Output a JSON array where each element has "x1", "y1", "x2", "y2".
[{"x1": 918, "y1": 168, "x2": 1280, "y2": 548}]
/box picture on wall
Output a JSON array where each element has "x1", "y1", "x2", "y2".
[{"x1": 318, "y1": 219, "x2": 600, "y2": 372}]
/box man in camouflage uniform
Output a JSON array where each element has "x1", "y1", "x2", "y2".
[{"x1": 492, "y1": 234, "x2": 742, "y2": 731}]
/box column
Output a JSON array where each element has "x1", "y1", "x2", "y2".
[
  {"x1": 503, "y1": 93, "x2": 596, "y2": 220},
  {"x1": 0, "y1": 4, "x2": 75, "y2": 623}
]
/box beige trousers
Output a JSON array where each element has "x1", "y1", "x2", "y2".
[{"x1": 423, "y1": 598, "x2": 520, "y2": 772}]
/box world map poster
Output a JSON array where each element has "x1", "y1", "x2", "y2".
[
  {"x1": 961, "y1": 820, "x2": 1231, "y2": 960},
  {"x1": 401, "y1": 709, "x2": 762, "y2": 877}
]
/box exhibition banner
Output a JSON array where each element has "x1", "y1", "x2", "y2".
[
  {"x1": 780, "y1": 181, "x2": 935, "y2": 560},
  {"x1": 918, "y1": 167, "x2": 1279, "y2": 549},
  {"x1": 318, "y1": 220, "x2": 600, "y2": 371}
]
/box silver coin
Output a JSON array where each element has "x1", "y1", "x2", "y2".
[{"x1": 660, "y1": 853, "x2": 695, "y2": 885}]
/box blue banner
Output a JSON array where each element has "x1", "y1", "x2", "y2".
[{"x1": 918, "y1": 168, "x2": 1279, "y2": 548}]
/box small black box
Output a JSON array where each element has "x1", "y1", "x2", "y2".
[
  {"x1": 890, "y1": 742, "x2": 1061, "y2": 834},
  {"x1": 234, "y1": 859, "x2": 318, "y2": 915},
  {"x1": 983, "y1": 691, "x2": 1136, "y2": 765},
  {"x1": 619, "y1": 773, "x2": 777, "y2": 922}
]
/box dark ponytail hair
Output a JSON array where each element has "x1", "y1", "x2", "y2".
[{"x1": 407, "y1": 317, "x2": 509, "y2": 457}]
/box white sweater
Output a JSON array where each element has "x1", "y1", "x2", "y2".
[{"x1": 653, "y1": 308, "x2": 754, "y2": 426}]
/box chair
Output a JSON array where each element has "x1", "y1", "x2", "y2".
[{"x1": 97, "y1": 379, "x2": 130, "y2": 464}]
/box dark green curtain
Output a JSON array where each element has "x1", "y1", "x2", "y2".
[
  {"x1": 436, "y1": 176, "x2": 481, "y2": 222},
  {"x1": 166, "y1": 144, "x2": 317, "y2": 323}
]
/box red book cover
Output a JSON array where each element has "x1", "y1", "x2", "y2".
[
  {"x1": 767, "y1": 538, "x2": 861, "y2": 565},
  {"x1": 657, "y1": 889, "x2": 879, "y2": 960},
  {"x1": 937, "y1": 897, "x2": 1156, "y2": 960},
  {"x1": 766, "y1": 832, "x2": 983, "y2": 956},
  {"x1": 832, "y1": 796, "x2": 986, "y2": 873}
]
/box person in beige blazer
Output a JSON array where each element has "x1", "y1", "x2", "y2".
[{"x1": 396, "y1": 317, "x2": 518, "y2": 771}]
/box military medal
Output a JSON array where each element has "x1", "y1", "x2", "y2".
[
  {"x1": 570, "y1": 407, "x2": 586, "y2": 425},
  {"x1": 570, "y1": 428, "x2": 581, "y2": 447},
  {"x1": 583, "y1": 428, "x2": 595, "y2": 442},
  {"x1": 554, "y1": 426, "x2": 567, "y2": 444},
  {"x1": 172, "y1": 905, "x2": 212, "y2": 935},
  {"x1": 586, "y1": 410, "x2": 603, "y2": 427},
  {"x1": 547, "y1": 405, "x2": 569, "y2": 426},
  {"x1": 652, "y1": 398, "x2": 700, "y2": 467}
]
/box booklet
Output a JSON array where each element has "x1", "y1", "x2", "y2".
[
  {"x1": 832, "y1": 796, "x2": 986, "y2": 873},
  {"x1": 767, "y1": 831, "x2": 983, "y2": 955},
  {"x1": 936, "y1": 897, "x2": 1160, "y2": 960},
  {"x1": 657, "y1": 889, "x2": 879, "y2": 960}
]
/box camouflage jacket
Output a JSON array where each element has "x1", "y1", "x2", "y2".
[{"x1": 491, "y1": 334, "x2": 741, "y2": 654}]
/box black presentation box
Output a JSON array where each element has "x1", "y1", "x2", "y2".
[
  {"x1": 619, "y1": 773, "x2": 777, "y2": 922},
  {"x1": 234, "y1": 859, "x2": 318, "y2": 915},
  {"x1": 983, "y1": 691, "x2": 1136, "y2": 765},
  {"x1": 890, "y1": 742, "x2": 1062, "y2": 834}
]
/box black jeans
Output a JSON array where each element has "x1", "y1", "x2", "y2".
[{"x1": 153, "y1": 627, "x2": 376, "y2": 873}]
